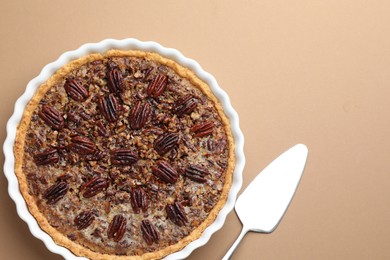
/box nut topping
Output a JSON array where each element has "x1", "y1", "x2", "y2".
[
  {"x1": 152, "y1": 160, "x2": 179, "y2": 184},
  {"x1": 98, "y1": 94, "x2": 120, "y2": 123},
  {"x1": 165, "y1": 202, "x2": 187, "y2": 226},
  {"x1": 185, "y1": 165, "x2": 210, "y2": 183},
  {"x1": 38, "y1": 105, "x2": 64, "y2": 130},
  {"x1": 107, "y1": 68, "x2": 125, "y2": 94},
  {"x1": 147, "y1": 74, "x2": 167, "y2": 98},
  {"x1": 70, "y1": 136, "x2": 96, "y2": 155},
  {"x1": 82, "y1": 177, "x2": 108, "y2": 198},
  {"x1": 21, "y1": 54, "x2": 231, "y2": 254},
  {"x1": 153, "y1": 132, "x2": 179, "y2": 155},
  {"x1": 130, "y1": 187, "x2": 149, "y2": 214},
  {"x1": 110, "y1": 148, "x2": 139, "y2": 166},
  {"x1": 74, "y1": 210, "x2": 95, "y2": 230},
  {"x1": 129, "y1": 101, "x2": 151, "y2": 130},
  {"x1": 64, "y1": 79, "x2": 89, "y2": 101},
  {"x1": 174, "y1": 94, "x2": 198, "y2": 117},
  {"x1": 191, "y1": 121, "x2": 214, "y2": 137},
  {"x1": 34, "y1": 148, "x2": 59, "y2": 166},
  {"x1": 141, "y1": 220, "x2": 159, "y2": 245},
  {"x1": 107, "y1": 215, "x2": 127, "y2": 242},
  {"x1": 43, "y1": 182, "x2": 69, "y2": 204}
]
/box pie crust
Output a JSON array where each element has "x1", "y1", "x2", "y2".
[{"x1": 14, "y1": 50, "x2": 235, "y2": 259}]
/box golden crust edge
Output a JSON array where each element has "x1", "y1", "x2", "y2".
[{"x1": 13, "y1": 50, "x2": 236, "y2": 260}]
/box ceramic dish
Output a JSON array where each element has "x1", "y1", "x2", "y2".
[{"x1": 3, "y1": 38, "x2": 245, "y2": 259}]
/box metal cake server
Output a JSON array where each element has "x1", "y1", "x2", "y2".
[{"x1": 222, "y1": 144, "x2": 308, "y2": 260}]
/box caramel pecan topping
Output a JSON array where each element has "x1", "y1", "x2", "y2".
[
  {"x1": 98, "y1": 94, "x2": 120, "y2": 123},
  {"x1": 74, "y1": 210, "x2": 95, "y2": 230},
  {"x1": 129, "y1": 101, "x2": 151, "y2": 130},
  {"x1": 64, "y1": 79, "x2": 89, "y2": 102},
  {"x1": 70, "y1": 136, "x2": 96, "y2": 155},
  {"x1": 147, "y1": 73, "x2": 167, "y2": 98},
  {"x1": 34, "y1": 148, "x2": 59, "y2": 166},
  {"x1": 110, "y1": 148, "x2": 139, "y2": 166},
  {"x1": 107, "y1": 215, "x2": 127, "y2": 242},
  {"x1": 43, "y1": 182, "x2": 69, "y2": 204},
  {"x1": 185, "y1": 165, "x2": 210, "y2": 183},
  {"x1": 153, "y1": 132, "x2": 179, "y2": 155},
  {"x1": 152, "y1": 160, "x2": 179, "y2": 184},
  {"x1": 174, "y1": 94, "x2": 198, "y2": 117},
  {"x1": 38, "y1": 105, "x2": 64, "y2": 130},
  {"x1": 82, "y1": 177, "x2": 108, "y2": 198},
  {"x1": 107, "y1": 68, "x2": 125, "y2": 94},
  {"x1": 165, "y1": 202, "x2": 187, "y2": 226},
  {"x1": 141, "y1": 220, "x2": 159, "y2": 245},
  {"x1": 130, "y1": 187, "x2": 149, "y2": 214},
  {"x1": 191, "y1": 121, "x2": 214, "y2": 137}
]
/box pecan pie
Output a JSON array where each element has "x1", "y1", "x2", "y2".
[{"x1": 14, "y1": 50, "x2": 234, "y2": 259}]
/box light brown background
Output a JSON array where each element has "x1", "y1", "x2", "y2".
[{"x1": 1, "y1": 0, "x2": 390, "y2": 259}]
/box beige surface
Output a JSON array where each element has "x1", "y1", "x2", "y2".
[{"x1": 1, "y1": 1, "x2": 390, "y2": 259}]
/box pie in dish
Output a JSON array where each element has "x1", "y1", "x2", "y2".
[{"x1": 14, "y1": 50, "x2": 234, "y2": 259}]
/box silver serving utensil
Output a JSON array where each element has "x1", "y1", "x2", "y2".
[{"x1": 222, "y1": 144, "x2": 308, "y2": 260}]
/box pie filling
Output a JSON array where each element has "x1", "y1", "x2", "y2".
[{"x1": 18, "y1": 51, "x2": 232, "y2": 257}]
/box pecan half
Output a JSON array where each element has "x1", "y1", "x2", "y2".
[
  {"x1": 43, "y1": 182, "x2": 69, "y2": 204},
  {"x1": 82, "y1": 177, "x2": 108, "y2": 198},
  {"x1": 66, "y1": 110, "x2": 82, "y2": 125},
  {"x1": 107, "y1": 68, "x2": 125, "y2": 94},
  {"x1": 185, "y1": 165, "x2": 210, "y2": 183},
  {"x1": 105, "y1": 201, "x2": 111, "y2": 214},
  {"x1": 96, "y1": 121, "x2": 110, "y2": 137},
  {"x1": 130, "y1": 187, "x2": 149, "y2": 214},
  {"x1": 98, "y1": 94, "x2": 120, "y2": 123},
  {"x1": 110, "y1": 148, "x2": 139, "y2": 166},
  {"x1": 38, "y1": 105, "x2": 64, "y2": 130},
  {"x1": 70, "y1": 136, "x2": 96, "y2": 155},
  {"x1": 165, "y1": 202, "x2": 187, "y2": 226},
  {"x1": 64, "y1": 79, "x2": 89, "y2": 101},
  {"x1": 152, "y1": 160, "x2": 178, "y2": 184},
  {"x1": 141, "y1": 220, "x2": 159, "y2": 245},
  {"x1": 57, "y1": 173, "x2": 73, "y2": 182},
  {"x1": 74, "y1": 210, "x2": 95, "y2": 230},
  {"x1": 174, "y1": 94, "x2": 198, "y2": 117},
  {"x1": 34, "y1": 148, "x2": 59, "y2": 166},
  {"x1": 191, "y1": 121, "x2": 214, "y2": 137},
  {"x1": 129, "y1": 101, "x2": 151, "y2": 130},
  {"x1": 84, "y1": 150, "x2": 105, "y2": 161},
  {"x1": 107, "y1": 215, "x2": 127, "y2": 242},
  {"x1": 147, "y1": 73, "x2": 167, "y2": 98},
  {"x1": 153, "y1": 132, "x2": 179, "y2": 155}
]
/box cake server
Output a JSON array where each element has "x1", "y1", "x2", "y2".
[{"x1": 222, "y1": 144, "x2": 308, "y2": 260}]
